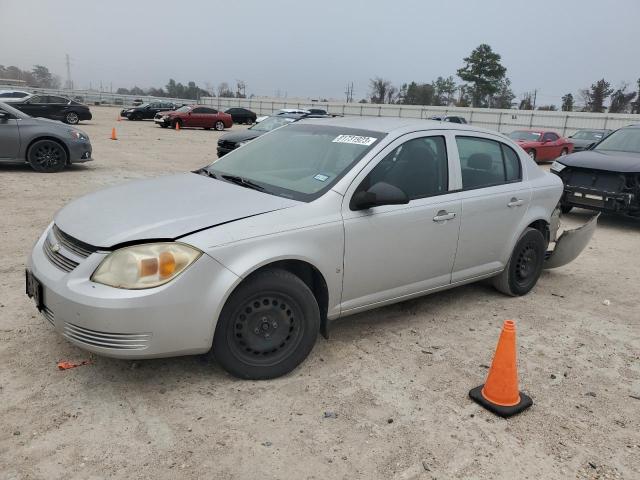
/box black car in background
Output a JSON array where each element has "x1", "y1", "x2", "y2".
[
  {"x1": 224, "y1": 107, "x2": 257, "y2": 125},
  {"x1": 216, "y1": 113, "x2": 332, "y2": 157},
  {"x1": 551, "y1": 124, "x2": 640, "y2": 216},
  {"x1": 429, "y1": 115, "x2": 467, "y2": 124},
  {"x1": 120, "y1": 102, "x2": 178, "y2": 120},
  {"x1": 10, "y1": 94, "x2": 92, "y2": 125},
  {"x1": 568, "y1": 129, "x2": 612, "y2": 152}
]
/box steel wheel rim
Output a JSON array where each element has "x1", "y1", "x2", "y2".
[
  {"x1": 227, "y1": 292, "x2": 304, "y2": 367},
  {"x1": 528, "y1": 151, "x2": 535, "y2": 159},
  {"x1": 66, "y1": 112, "x2": 78, "y2": 124},
  {"x1": 514, "y1": 241, "x2": 538, "y2": 286},
  {"x1": 33, "y1": 143, "x2": 63, "y2": 168}
]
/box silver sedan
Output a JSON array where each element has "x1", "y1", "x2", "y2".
[{"x1": 26, "y1": 117, "x2": 597, "y2": 379}]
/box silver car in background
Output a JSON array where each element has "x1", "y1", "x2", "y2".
[
  {"x1": 0, "y1": 101, "x2": 92, "y2": 172},
  {"x1": 26, "y1": 117, "x2": 596, "y2": 379}
]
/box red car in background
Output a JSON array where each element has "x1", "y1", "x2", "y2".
[
  {"x1": 154, "y1": 105, "x2": 233, "y2": 130},
  {"x1": 508, "y1": 129, "x2": 573, "y2": 162}
]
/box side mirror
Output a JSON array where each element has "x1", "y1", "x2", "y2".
[{"x1": 350, "y1": 182, "x2": 409, "y2": 210}]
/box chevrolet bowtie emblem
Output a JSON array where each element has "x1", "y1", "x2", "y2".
[{"x1": 51, "y1": 243, "x2": 61, "y2": 253}]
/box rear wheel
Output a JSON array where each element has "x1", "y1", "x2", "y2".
[
  {"x1": 214, "y1": 120, "x2": 225, "y2": 131},
  {"x1": 64, "y1": 112, "x2": 79, "y2": 125},
  {"x1": 492, "y1": 228, "x2": 546, "y2": 296},
  {"x1": 212, "y1": 269, "x2": 320, "y2": 379},
  {"x1": 28, "y1": 139, "x2": 68, "y2": 173},
  {"x1": 527, "y1": 149, "x2": 536, "y2": 161}
]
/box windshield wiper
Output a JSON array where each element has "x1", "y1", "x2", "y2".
[
  {"x1": 221, "y1": 174, "x2": 265, "y2": 192},
  {"x1": 196, "y1": 168, "x2": 217, "y2": 179}
]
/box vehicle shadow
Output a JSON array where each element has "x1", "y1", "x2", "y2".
[{"x1": 0, "y1": 163, "x2": 93, "y2": 173}]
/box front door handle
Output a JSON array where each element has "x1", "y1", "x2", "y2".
[
  {"x1": 433, "y1": 210, "x2": 456, "y2": 222},
  {"x1": 507, "y1": 198, "x2": 524, "y2": 208}
]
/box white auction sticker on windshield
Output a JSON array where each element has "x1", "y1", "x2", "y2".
[{"x1": 332, "y1": 135, "x2": 377, "y2": 146}]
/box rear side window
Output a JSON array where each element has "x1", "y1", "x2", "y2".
[
  {"x1": 358, "y1": 136, "x2": 449, "y2": 200},
  {"x1": 456, "y1": 137, "x2": 522, "y2": 190},
  {"x1": 49, "y1": 96, "x2": 68, "y2": 104}
]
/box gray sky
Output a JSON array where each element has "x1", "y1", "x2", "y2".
[{"x1": 1, "y1": 0, "x2": 639, "y2": 104}]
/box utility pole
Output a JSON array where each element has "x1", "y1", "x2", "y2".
[
  {"x1": 345, "y1": 82, "x2": 354, "y2": 103},
  {"x1": 65, "y1": 53, "x2": 73, "y2": 90},
  {"x1": 532, "y1": 89, "x2": 537, "y2": 110}
]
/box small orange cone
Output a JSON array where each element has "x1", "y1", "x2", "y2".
[
  {"x1": 110, "y1": 127, "x2": 117, "y2": 140},
  {"x1": 175, "y1": 121, "x2": 180, "y2": 131},
  {"x1": 469, "y1": 320, "x2": 532, "y2": 418}
]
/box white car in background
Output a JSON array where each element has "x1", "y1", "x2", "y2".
[
  {"x1": 0, "y1": 89, "x2": 31, "y2": 102},
  {"x1": 255, "y1": 108, "x2": 310, "y2": 123}
]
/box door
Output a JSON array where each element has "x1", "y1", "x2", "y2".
[
  {"x1": 451, "y1": 135, "x2": 531, "y2": 282},
  {"x1": 539, "y1": 132, "x2": 560, "y2": 160},
  {"x1": 47, "y1": 96, "x2": 70, "y2": 121},
  {"x1": 341, "y1": 133, "x2": 461, "y2": 313},
  {"x1": 0, "y1": 109, "x2": 21, "y2": 159},
  {"x1": 17, "y1": 95, "x2": 48, "y2": 118}
]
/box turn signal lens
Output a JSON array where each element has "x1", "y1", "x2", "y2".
[{"x1": 91, "y1": 243, "x2": 201, "y2": 289}]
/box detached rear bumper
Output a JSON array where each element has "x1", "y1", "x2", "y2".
[{"x1": 544, "y1": 211, "x2": 599, "y2": 269}]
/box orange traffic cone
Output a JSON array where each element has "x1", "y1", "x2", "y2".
[
  {"x1": 469, "y1": 320, "x2": 532, "y2": 418},
  {"x1": 175, "y1": 121, "x2": 180, "y2": 131},
  {"x1": 110, "y1": 128, "x2": 117, "y2": 140}
]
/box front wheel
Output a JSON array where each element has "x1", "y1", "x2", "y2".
[
  {"x1": 64, "y1": 112, "x2": 79, "y2": 125},
  {"x1": 214, "y1": 120, "x2": 225, "y2": 131},
  {"x1": 492, "y1": 227, "x2": 546, "y2": 296},
  {"x1": 212, "y1": 269, "x2": 320, "y2": 379},
  {"x1": 28, "y1": 139, "x2": 68, "y2": 172}
]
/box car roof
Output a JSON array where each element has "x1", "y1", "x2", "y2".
[{"x1": 296, "y1": 115, "x2": 491, "y2": 135}]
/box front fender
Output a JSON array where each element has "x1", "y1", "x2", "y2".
[{"x1": 544, "y1": 212, "x2": 599, "y2": 269}]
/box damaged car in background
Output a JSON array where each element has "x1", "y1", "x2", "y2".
[
  {"x1": 551, "y1": 124, "x2": 640, "y2": 216},
  {"x1": 26, "y1": 118, "x2": 597, "y2": 380}
]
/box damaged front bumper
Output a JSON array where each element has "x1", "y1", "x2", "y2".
[
  {"x1": 562, "y1": 185, "x2": 635, "y2": 214},
  {"x1": 544, "y1": 210, "x2": 599, "y2": 269}
]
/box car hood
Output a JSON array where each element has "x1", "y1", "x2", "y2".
[
  {"x1": 559, "y1": 150, "x2": 640, "y2": 173},
  {"x1": 54, "y1": 173, "x2": 299, "y2": 248},
  {"x1": 218, "y1": 129, "x2": 263, "y2": 143}
]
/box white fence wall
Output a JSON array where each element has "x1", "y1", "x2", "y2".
[{"x1": 3, "y1": 85, "x2": 639, "y2": 136}]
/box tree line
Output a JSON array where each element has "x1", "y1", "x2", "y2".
[
  {"x1": 115, "y1": 80, "x2": 248, "y2": 100},
  {"x1": 365, "y1": 44, "x2": 640, "y2": 114},
  {"x1": 0, "y1": 65, "x2": 61, "y2": 89}
]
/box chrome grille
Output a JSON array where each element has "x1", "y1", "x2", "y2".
[
  {"x1": 63, "y1": 322, "x2": 151, "y2": 350},
  {"x1": 42, "y1": 307, "x2": 55, "y2": 326},
  {"x1": 43, "y1": 239, "x2": 79, "y2": 272},
  {"x1": 52, "y1": 225, "x2": 96, "y2": 258}
]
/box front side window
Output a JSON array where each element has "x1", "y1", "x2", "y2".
[
  {"x1": 48, "y1": 96, "x2": 68, "y2": 104},
  {"x1": 542, "y1": 132, "x2": 559, "y2": 142},
  {"x1": 208, "y1": 124, "x2": 384, "y2": 201},
  {"x1": 356, "y1": 136, "x2": 448, "y2": 201},
  {"x1": 28, "y1": 95, "x2": 47, "y2": 104},
  {"x1": 192, "y1": 107, "x2": 206, "y2": 113},
  {"x1": 457, "y1": 136, "x2": 521, "y2": 190}
]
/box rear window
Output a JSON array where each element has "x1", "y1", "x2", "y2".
[{"x1": 457, "y1": 136, "x2": 522, "y2": 190}]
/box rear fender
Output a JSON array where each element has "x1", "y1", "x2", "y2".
[{"x1": 544, "y1": 211, "x2": 599, "y2": 269}]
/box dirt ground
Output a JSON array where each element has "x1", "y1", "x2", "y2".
[{"x1": 1, "y1": 106, "x2": 639, "y2": 480}]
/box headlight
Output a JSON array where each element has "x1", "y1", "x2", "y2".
[
  {"x1": 70, "y1": 129, "x2": 87, "y2": 140},
  {"x1": 91, "y1": 243, "x2": 202, "y2": 289},
  {"x1": 550, "y1": 161, "x2": 566, "y2": 173}
]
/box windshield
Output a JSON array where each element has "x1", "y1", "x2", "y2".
[
  {"x1": 207, "y1": 124, "x2": 384, "y2": 201},
  {"x1": 509, "y1": 131, "x2": 541, "y2": 141},
  {"x1": 593, "y1": 128, "x2": 640, "y2": 154},
  {"x1": 175, "y1": 106, "x2": 192, "y2": 113},
  {"x1": 250, "y1": 116, "x2": 296, "y2": 132},
  {"x1": 571, "y1": 130, "x2": 605, "y2": 141}
]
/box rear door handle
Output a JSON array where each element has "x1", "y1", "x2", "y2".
[
  {"x1": 507, "y1": 198, "x2": 524, "y2": 208},
  {"x1": 433, "y1": 210, "x2": 456, "y2": 222}
]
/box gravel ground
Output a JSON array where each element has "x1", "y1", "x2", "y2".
[{"x1": 1, "y1": 106, "x2": 639, "y2": 480}]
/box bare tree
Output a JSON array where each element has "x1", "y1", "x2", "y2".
[
  {"x1": 217, "y1": 82, "x2": 234, "y2": 98},
  {"x1": 369, "y1": 77, "x2": 393, "y2": 104},
  {"x1": 609, "y1": 83, "x2": 637, "y2": 113}
]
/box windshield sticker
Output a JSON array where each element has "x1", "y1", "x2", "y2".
[
  {"x1": 332, "y1": 135, "x2": 377, "y2": 146},
  {"x1": 313, "y1": 174, "x2": 329, "y2": 182}
]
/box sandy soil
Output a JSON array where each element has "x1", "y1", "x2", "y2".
[{"x1": 0, "y1": 106, "x2": 639, "y2": 480}]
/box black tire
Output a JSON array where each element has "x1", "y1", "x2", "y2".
[
  {"x1": 560, "y1": 204, "x2": 573, "y2": 214},
  {"x1": 28, "y1": 139, "x2": 68, "y2": 173},
  {"x1": 527, "y1": 149, "x2": 536, "y2": 162},
  {"x1": 212, "y1": 269, "x2": 320, "y2": 379},
  {"x1": 492, "y1": 228, "x2": 546, "y2": 296},
  {"x1": 214, "y1": 120, "x2": 225, "y2": 131},
  {"x1": 64, "y1": 111, "x2": 79, "y2": 125},
  {"x1": 160, "y1": 124, "x2": 168, "y2": 128}
]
